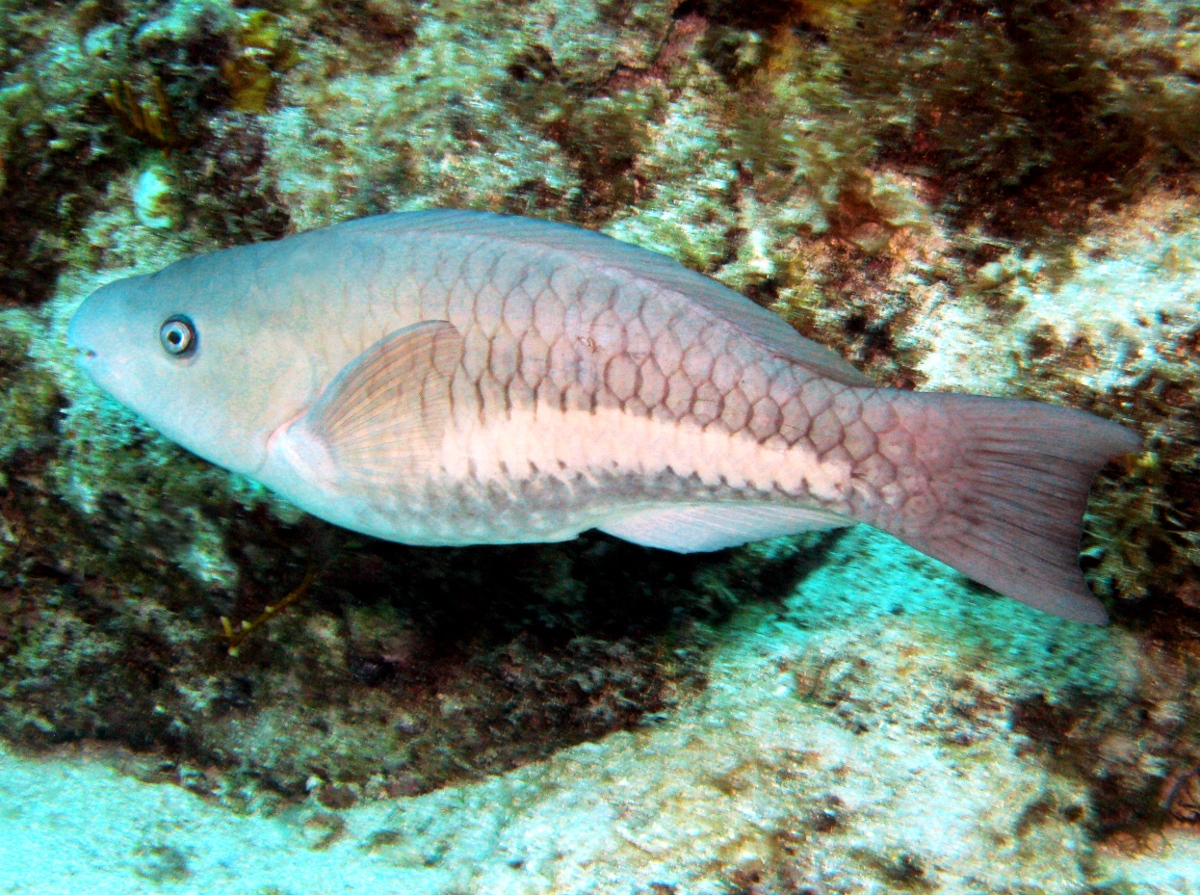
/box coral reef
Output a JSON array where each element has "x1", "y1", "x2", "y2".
[{"x1": 0, "y1": 0, "x2": 1198, "y2": 889}]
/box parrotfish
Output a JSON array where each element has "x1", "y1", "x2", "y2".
[{"x1": 68, "y1": 211, "x2": 1140, "y2": 623}]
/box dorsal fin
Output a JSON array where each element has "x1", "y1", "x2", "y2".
[
  {"x1": 340, "y1": 210, "x2": 874, "y2": 387},
  {"x1": 296, "y1": 320, "x2": 462, "y2": 485}
]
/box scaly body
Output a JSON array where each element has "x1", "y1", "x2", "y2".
[{"x1": 263, "y1": 221, "x2": 888, "y2": 545}]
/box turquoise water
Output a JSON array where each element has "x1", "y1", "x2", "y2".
[{"x1": 2, "y1": 0, "x2": 1199, "y2": 892}]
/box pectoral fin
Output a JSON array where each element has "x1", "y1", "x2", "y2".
[{"x1": 297, "y1": 320, "x2": 462, "y2": 485}]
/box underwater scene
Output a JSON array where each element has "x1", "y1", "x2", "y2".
[{"x1": 2, "y1": 0, "x2": 1200, "y2": 892}]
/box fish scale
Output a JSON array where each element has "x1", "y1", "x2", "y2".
[
  {"x1": 438, "y1": 244, "x2": 839, "y2": 505},
  {"x1": 437, "y1": 263, "x2": 918, "y2": 571},
  {"x1": 68, "y1": 209, "x2": 1141, "y2": 623}
]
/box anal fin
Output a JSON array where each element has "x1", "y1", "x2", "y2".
[
  {"x1": 598, "y1": 504, "x2": 849, "y2": 553},
  {"x1": 296, "y1": 320, "x2": 463, "y2": 485}
]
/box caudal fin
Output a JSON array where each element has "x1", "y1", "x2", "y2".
[{"x1": 876, "y1": 392, "x2": 1141, "y2": 624}]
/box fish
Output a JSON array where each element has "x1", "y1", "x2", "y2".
[{"x1": 68, "y1": 210, "x2": 1141, "y2": 624}]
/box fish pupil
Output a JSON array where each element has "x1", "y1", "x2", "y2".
[{"x1": 160, "y1": 315, "x2": 196, "y2": 357}]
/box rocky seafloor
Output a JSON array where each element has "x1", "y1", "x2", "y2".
[{"x1": 0, "y1": 0, "x2": 1199, "y2": 891}]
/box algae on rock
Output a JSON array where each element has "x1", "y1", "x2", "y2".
[{"x1": 0, "y1": 2, "x2": 1199, "y2": 889}]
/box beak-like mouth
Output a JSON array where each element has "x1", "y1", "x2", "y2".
[
  {"x1": 68, "y1": 281, "x2": 148, "y2": 405},
  {"x1": 67, "y1": 293, "x2": 105, "y2": 363},
  {"x1": 66, "y1": 323, "x2": 95, "y2": 357}
]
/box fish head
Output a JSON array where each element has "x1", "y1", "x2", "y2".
[{"x1": 68, "y1": 246, "x2": 318, "y2": 478}]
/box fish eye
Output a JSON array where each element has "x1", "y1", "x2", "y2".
[{"x1": 159, "y1": 315, "x2": 197, "y2": 357}]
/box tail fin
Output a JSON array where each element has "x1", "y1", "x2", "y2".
[{"x1": 875, "y1": 392, "x2": 1141, "y2": 624}]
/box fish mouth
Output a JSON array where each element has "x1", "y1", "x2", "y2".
[
  {"x1": 66, "y1": 304, "x2": 118, "y2": 387},
  {"x1": 66, "y1": 307, "x2": 93, "y2": 356},
  {"x1": 67, "y1": 292, "x2": 110, "y2": 365}
]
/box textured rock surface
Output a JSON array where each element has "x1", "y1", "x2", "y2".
[
  {"x1": 0, "y1": 0, "x2": 1198, "y2": 890},
  {"x1": 5, "y1": 528, "x2": 1200, "y2": 893}
]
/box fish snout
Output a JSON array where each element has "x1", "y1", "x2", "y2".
[
  {"x1": 67, "y1": 287, "x2": 122, "y2": 364},
  {"x1": 67, "y1": 298, "x2": 97, "y2": 358}
]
